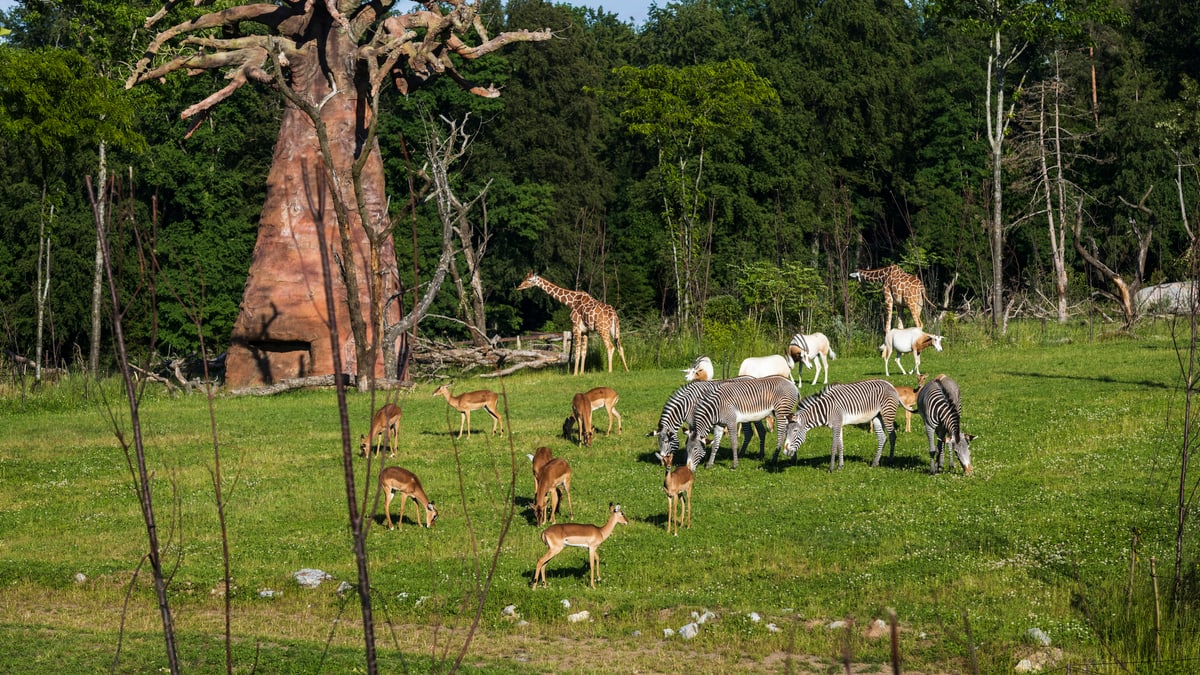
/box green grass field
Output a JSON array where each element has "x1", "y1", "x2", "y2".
[{"x1": 1, "y1": 320, "x2": 1196, "y2": 673}]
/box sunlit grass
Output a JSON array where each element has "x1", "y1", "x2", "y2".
[{"x1": 0, "y1": 318, "x2": 1195, "y2": 672}]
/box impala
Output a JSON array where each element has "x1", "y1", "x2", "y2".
[
  {"x1": 893, "y1": 373, "x2": 928, "y2": 433},
  {"x1": 533, "y1": 456, "x2": 573, "y2": 526},
  {"x1": 360, "y1": 402, "x2": 403, "y2": 458},
  {"x1": 660, "y1": 452, "x2": 693, "y2": 536},
  {"x1": 568, "y1": 386, "x2": 622, "y2": 446},
  {"x1": 432, "y1": 383, "x2": 504, "y2": 438},
  {"x1": 379, "y1": 466, "x2": 437, "y2": 530},
  {"x1": 533, "y1": 503, "x2": 628, "y2": 589}
]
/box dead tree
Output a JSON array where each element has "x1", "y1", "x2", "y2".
[{"x1": 127, "y1": 1, "x2": 551, "y2": 389}]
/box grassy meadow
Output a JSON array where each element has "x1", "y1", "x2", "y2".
[{"x1": 1, "y1": 319, "x2": 1197, "y2": 673}]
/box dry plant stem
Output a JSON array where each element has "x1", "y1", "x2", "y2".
[
  {"x1": 86, "y1": 175, "x2": 180, "y2": 674},
  {"x1": 308, "y1": 169, "x2": 378, "y2": 671}
]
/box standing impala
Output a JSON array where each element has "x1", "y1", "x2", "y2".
[
  {"x1": 533, "y1": 456, "x2": 573, "y2": 526},
  {"x1": 533, "y1": 503, "x2": 628, "y2": 589},
  {"x1": 568, "y1": 386, "x2": 622, "y2": 446},
  {"x1": 660, "y1": 451, "x2": 693, "y2": 536},
  {"x1": 379, "y1": 466, "x2": 437, "y2": 530},
  {"x1": 360, "y1": 402, "x2": 403, "y2": 458},
  {"x1": 432, "y1": 383, "x2": 504, "y2": 438}
]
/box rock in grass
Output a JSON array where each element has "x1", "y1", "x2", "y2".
[
  {"x1": 748, "y1": 612, "x2": 761, "y2": 622},
  {"x1": 662, "y1": 628, "x2": 675, "y2": 638},
  {"x1": 827, "y1": 620, "x2": 847, "y2": 630},
  {"x1": 502, "y1": 604, "x2": 518, "y2": 617},
  {"x1": 293, "y1": 568, "x2": 332, "y2": 588},
  {"x1": 567, "y1": 610, "x2": 590, "y2": 623},
  {"x1": 258, "y1": 588, "x2": 279, "y2": 599},
  {"x1": 679, "y1": 622, "x2": 700, "y2": 639},
  {"x1": 1025, "y1": 627, "x2": 1051, "y2": 646},
  {"x1": 767, "y1": 623, "x2": 782, "y2": 633}
]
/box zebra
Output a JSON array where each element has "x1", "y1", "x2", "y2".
[
  {"x1": 779, "y1": 379, "x2": 908, "y2": 471},
  {"x1": 917, "y1": 374, "x2": 974, "y2": 475},
  {"x1": 684, "y1": 375, "x2": 800, "y2": 469},
  {"x1": 649, "y1": 378, "x2": 766, "y2": 469}
]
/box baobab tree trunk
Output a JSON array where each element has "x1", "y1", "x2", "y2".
[{"x1": 224, "y1": 35, "x2": 398, "y2": 389}]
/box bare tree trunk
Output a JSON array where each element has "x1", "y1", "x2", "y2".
[
  {"x1": 985, "y1": 27, "x2": 1027, "y2": 330},
  {"x1": 35, "y1": 198, "x2": 52, "y2": 382},
  {"x1": 90, "y1": 140, "x2": 107, "y2": 376}
]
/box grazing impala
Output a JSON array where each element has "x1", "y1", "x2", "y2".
[
  {"x1": 533, "y1": 503, "x2": 629, "y2": 589},
  {"x1": 432, "y1": 383, "x2": 504, "y2": 438},
  {"x1": 569, "y1": 387, "x2": 622, "y2": 446},
  {"x1": 379, "y1": 466, "x2": 437, "y2": 530},
  {"x1": 660, "y1": 451, "x2": 693, "y2": 536},
  {"x1": 360, "y1": 402, "x2": 403, "y2": 458},
  {"x1": 533, "y1": 457, "x2": 574, "y2": 526}
]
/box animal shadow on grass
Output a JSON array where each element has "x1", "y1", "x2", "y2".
[
  {"x1": 530, "y1": 561, "x2": 594, "y2": 586},
  {"x1": 637, "y1": 450, "x2": 665, "y2": 465},
  {"x1": 514, "y1": 495, "x2": 541, "y2": 526}
]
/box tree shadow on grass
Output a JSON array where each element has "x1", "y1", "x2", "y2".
[{"x1": 1003, "y1": 370, "x2": 1170, "y2": 390}]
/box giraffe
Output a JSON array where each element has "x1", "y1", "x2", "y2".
[
  {"x1": 516, "y1": 272, "x2": 629, "y2": 375},
  {"x1": 850, "y1": 264, "x2": 926, "y2": 332}
]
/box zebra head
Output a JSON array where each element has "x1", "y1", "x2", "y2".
[
  {"x1": 683, "y1": 429, "x2": 709, "y2": 465},
  {"x1": 649, "y1": 426, "x2": 680, "y2": 460},
  {"x1": 782, "y1": 413, "x2": 809, "y2": 457},
  {"x1": 949, "y1": 432, "x2": 975, "y2": 474}
]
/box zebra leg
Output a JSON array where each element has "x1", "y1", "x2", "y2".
[
  {"x1": 870, "y1": 417, "x2": 886, "y2": 467},
  {"x1": 730, "y1": 423, "x2": 741, "y2": 469},
  {"x1": 925, "y1": 425, "x2": 939, "y2": 474},
  {"x1": 829, "y1": 423, "x2": 844, "y2": 471},
  {"x1": 707, "y1": 426, "x2": 727, "y2": 468}
]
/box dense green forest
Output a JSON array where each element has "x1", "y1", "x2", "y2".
[{"x1": 0, "y1": 0, "x2": 1197, "y2": 372}]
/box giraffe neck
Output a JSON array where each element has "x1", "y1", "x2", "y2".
[
  {"x1": 859, "y1": 266, "x2": 896, "y2": 283},
  {"x1": 532, "y1": 276, "x2": 585, "y2": 307}
]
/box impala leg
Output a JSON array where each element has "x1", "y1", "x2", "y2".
[
  {"x1": 534, "y1": 543, "x2": 563, "y2": 589},
  {"x1": 549, "y1": 487, "x2": 560, "y2": 524},
  {"x1": 384, "y1": 488, "x2": 395, "y2": 529},
  {"x1": 563, "y1": 479, "x2": 573, "y2": 519},
  {"x1": 397, "y1": 494, "x2": 408, "y2": 530}
]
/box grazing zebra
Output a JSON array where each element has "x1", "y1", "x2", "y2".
[
  {"x1": 650, "y1": 379, "x2": 764, "y2": 469},
  {"x1": 780, "y1": 379, "x2": 907, "y2": 471},
  {"x1": 684, "y1": 375, "x2": 799, "y2": 469},
  {"x1": 917, "y1": 374, "x2": 974, "y2": 475}
]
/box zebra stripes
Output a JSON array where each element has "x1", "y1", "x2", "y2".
[
  {"x1": 651, "y1": 378, "x2": 764, "y2": 470},
  {"x1": 916, "y1": 374, "x2": 973, "y2": 475},
  {"x1": 780, "y1": 379, "x2": 905, "y2": 471},
  {"x1": 684, "y1": 375, "x2": 799, "y2": 469}
]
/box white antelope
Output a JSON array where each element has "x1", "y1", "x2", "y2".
[
  {"x1": 786, "y1": 332, "x2": 837, "y2": 385},
  {"x1": 738, "y1": 354, "x2": 795, "y2": 384},
  {"x1": 660, "y1": 451, "x2": 693, "y2": 536},
  {"x1": 532, "y1": 503, "x2": 629, "y2": 589},
  {"x1": 880, "y1": 327, "x2": 944, "y2": 376},
  {"x1": 432, "y1": 383, "x2": 504, "y2": 438},
  {"x1": 533, "y1": 456, "x2": 574, "y2": 526},
  {"x1": 379, "y1": 466, "x2": 437, "y2": 530},
  {"x1": 360, "y1": 402, "x2": 403, "y2": 458},
  {"x1": 682, "y1": 356, "x2": 715, "y2": 381},
  {"x1": 567, "y1": 386, "x2": 622, "y2": 446}
]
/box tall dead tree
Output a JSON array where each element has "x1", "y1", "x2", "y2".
[{"x1": 127, "y1": 0, "x2": 550, "y2": 389}]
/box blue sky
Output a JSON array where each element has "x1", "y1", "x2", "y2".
[{"x1": 0, "y1": 1, "x2": 651, "y2": 27}]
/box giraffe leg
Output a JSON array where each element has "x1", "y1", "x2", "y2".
[{"x1": 601, "y1": 334, "x2": 615, "y2": 372}]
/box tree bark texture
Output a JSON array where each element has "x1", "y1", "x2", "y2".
[{"x1": 224, "y1": 39, "x2": 399, "y2": 389}]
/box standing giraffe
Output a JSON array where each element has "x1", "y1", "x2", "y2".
[
  {"x1": 516, "y1": 272, "x2": 629, "y2": 375},
  {"x1": 850, "y1": 264, "x2": 926, "y2": 332}
]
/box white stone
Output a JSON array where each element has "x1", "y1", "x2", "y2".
[
  {"x1": 502, "y1": 604, "x2": 518, "y2": 616},
  {"x1": 663, "y1": 628, "x2": 675, "y2": 638},
  {"x1": 679, "y1": 622, "x2": 700, "y2": 639},
  {"x1": 567, "y1": 610, "x2": 590, "y2": 623},
  {"x1": 73, "y1": 573, "x2": 87, "y2": 584},
  {"x1": 1026, "y1": 627, "x2": 1051, "y2": 646},
  {"x1": 1014, "y1": 658, "x2": 1036, "y2": 673},
  {"x1": 767, "y1": 623, "x2": 782, "y2": 633},
  {"x1": 561, "y1": 599, "x2": 571, "y2": 609},
  {"x1": 293, "y1": 568, "x2": 332, "y2": 588},
  {"x1": 827, "y1": 620, "x2": 847, "y2": 630},
  {"x1": 748, "y1": 612, "x2": 762, "y2": 622},
  {"x1": 257, "y1": 589, "x2": 279, "y2": 599}
]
